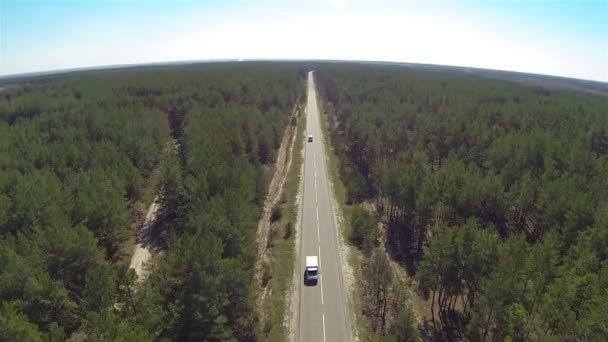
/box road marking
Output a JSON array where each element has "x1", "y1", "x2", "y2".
[
  {"x1": 319, "y1": 272, "x2": 325, "y2": 305},
  {"x1": 320, "y1": 277, "x2": 325, "y2": 305},
  {"x1": 300, "y1": 71, "x2": 348, "y2": 342},
  {"x1": 322, "y1": 314, "x2": 327, "y2": 342}
]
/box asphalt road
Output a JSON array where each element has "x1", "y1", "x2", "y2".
[{"x1": 298, "y1": 71, "x2": 350, "y2": 342}]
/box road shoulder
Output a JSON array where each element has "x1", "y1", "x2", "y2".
[
  {"x1": 315, "y1": 79, "x2": 364, "y2": 342},
  {"x1": 256, "y1": 103, "x2": 305, "y2": 341}
]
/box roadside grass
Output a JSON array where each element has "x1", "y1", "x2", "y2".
[
  {"x1": 316, "y1": 87, "x2": 375, "y2": 342},
  {"x1": 264, "y1": 105, "x2": 306, "y2": 341}
]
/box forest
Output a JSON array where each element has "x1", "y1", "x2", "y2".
[
  {"x1": 314, "y1": 63, "x2": 608, "y2": 341},
  {"x1": 0, "y1": 63, "x2": 305, "y2": 340}
]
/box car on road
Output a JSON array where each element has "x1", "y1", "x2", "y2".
[
  {"x1": 304, "y1": 255, "x2": 319, "y2": 285},
  {"x1": 307, "y1": 134, "x2": 313, "y2": 142}
]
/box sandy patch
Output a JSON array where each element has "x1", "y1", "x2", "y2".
[{"x1": 129, "y1": 196, "x2": 160, "y2": 282}]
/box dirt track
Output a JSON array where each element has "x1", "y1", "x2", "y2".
[
  {"x1": 128, "y1": 196, "x2": 160, "y2": 282},
  {"x1": 255, "y1": 104, "x2": 300, "y2": 329}
]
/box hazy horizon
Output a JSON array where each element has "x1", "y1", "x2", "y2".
[
  {"x1": 2, "y1": 0, "x2": 607, "y2": 82},
  {"x1": 2, "y1": 58, "x2": 608, "y2": 86}
]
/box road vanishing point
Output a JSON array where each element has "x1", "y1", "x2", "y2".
[{"x1": 297, "y1": 71, "x2": 351, "y2": 342}]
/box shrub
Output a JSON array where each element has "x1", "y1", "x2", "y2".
[
  {"x1": 350, "y1": 206, "x2": 375, "y2": 250},
  {"x1": 271, "y1": 206, "x2": 282, "y2": 222}
]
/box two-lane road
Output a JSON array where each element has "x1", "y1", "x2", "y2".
[{"x1": 298, "y1": 71, "x2": 350, "y2": 342}]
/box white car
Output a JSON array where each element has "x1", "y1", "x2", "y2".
[{"x1": 307, "y1": 135, "x2": 313, "y2": 142}]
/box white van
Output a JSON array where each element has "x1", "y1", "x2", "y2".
[{"x1": 305, "y1": 256, "x2": 319, "y2": 285}]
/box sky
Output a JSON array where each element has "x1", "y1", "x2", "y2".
[{"x1": 0, "y1": 0, "x2": 607, "y2": 82}]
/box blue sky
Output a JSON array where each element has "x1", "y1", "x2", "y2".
[{"x1": 1, "y1": 0, "x2": 607, "y2": 81}]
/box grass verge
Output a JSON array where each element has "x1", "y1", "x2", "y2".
[
  {"x1": 263, "y1": 105, "x2": 306, "y2": 341},
  {"x1": 316, "y1": 85, "x2": 375, "y2": 342}
]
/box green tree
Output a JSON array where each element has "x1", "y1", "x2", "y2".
[
  {"x1": 351, "y1": 206, "x2": 376, "y2": 251},
  {"x1": 364, "y1": 248, "x2": 394, "y2": 334},
  {"x1": 0, "y1": 302, "x2": 43, "y2": 342},
  {"x1": 387, "y1": 305, "x2": 420, "y2": 342}
]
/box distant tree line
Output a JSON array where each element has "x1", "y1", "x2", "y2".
[
  {"x1": 314, "y1": 63, "x2": 608, "y2": 341},
  {"x1": 0, "y1": 63, "x2": 305, "y2": 340}
]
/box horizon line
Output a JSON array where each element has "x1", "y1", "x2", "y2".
[{"x1": 1, "y1": 58, "x2": 607, "y2": 86}]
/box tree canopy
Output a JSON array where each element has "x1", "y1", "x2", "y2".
[
  {"x1": 0, "y1": 62, "x2": 305, "y2": 340},
  {"x1": 314, "y1": 63, "x2": 608, "y2": 340}
]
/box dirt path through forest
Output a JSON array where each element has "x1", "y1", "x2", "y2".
[
  {"x1": 128, "y1": 196, "x2": 160, "y2": 281},
  {"x1": 255, "y1": 105, "x2": 300, "y2": 328}
]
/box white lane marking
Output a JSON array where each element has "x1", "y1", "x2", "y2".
[
  {"x1": 317, "y1": 222, "x2": 320, "y2": 242},
  {"x1": 320, "y1": 277, "x2": 325, "y2": 305},
  {"x1": 322, "y1": 314, "x2": 327, "y2": 342},
  {"x1": 316, "y1": 207, "x2": 319, "y2": 221}
]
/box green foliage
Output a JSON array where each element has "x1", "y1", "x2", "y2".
[
  {"x1": 146, "y1": 233, "x2": 238, "y2": 340},
  {"x1": 417, "y1": 220, "x2": 499, "y2": 332},
  {"x1": 363, "y1": 248, "x2": 394, "y2": 333},
  {"x1": 0, "y1": 63, "x2": 305, "y2": 340},
  {"x1": 350, "y1": 205, "x2": 375, "y2": 250},
  {"x1": 129, "y1": 63, "x2": 305, "y2": 340},
  {"x1": 314, "y1": 63, "x2": 608, "y2": 340},
  {"x1": 385, "y1": 305, "x2": 420, "y2": 342},
  {"x1": 0, "y1": 302, "x2": 43, "y2": 342},
  {"x1": 83, "y1": 311, "x2": 153, "y2": 342}
]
